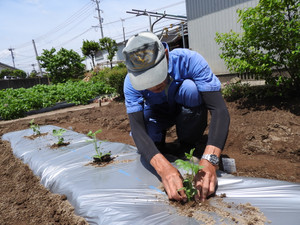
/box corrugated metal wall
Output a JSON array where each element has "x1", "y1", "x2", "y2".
[{"x1": 186, "y1": 0, "x2": 259, "y2": 74}]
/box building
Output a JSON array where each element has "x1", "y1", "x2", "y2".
[
  {"x1": 0, "y1": 62, "x2": 16, "y2": 73},
  {"x1": 94, "y1": 42, "x2": 126, "y2": 69},
  {"x1": 159, "y1": 22, "x2": 189, "y2": 50},
  {"x1": 94, "y1": 0, "x2": 261, "y2": 74},
  {"x1": 186, "y1": 0, "x2": 259, "y2": 75}
]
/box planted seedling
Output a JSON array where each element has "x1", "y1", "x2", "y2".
[
  {"x1": 29, "y1": 119, "x2": 41, "y2": 135},
  {"x1": 52, "y1": 128, "x2": 69, "y2": 147},
  {"x1": 87, "y1": 129, "x2": 112, "y2": 164},
  {"x1": 175, "y1": 148, "x2": 204, "y2": 202},
  {"x1": 24, "y1": 119, "x2": 48, "y2": 140}
]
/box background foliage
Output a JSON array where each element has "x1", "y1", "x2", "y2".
[
  {"x1": 37, "y1": 48, "x2": 86, "y2": 84},
  {"x1": 90, "y1": 63, "x2": 127, "y2": 99},
  {"x1": 215, "y1": 0, "x2": 300, "y2": 90},
  {"x1": 0, "y1": 80, "x2": 114, "y2": 120},
  {"x1": 81, "y1": 40, "x2": 100, "y2": 69},
  {"x1": 0, "y1": 69, "x2": 27, "y2": 79},
  {"x1": 99, "y1": 37, "x2": 118, "y2": 69}
]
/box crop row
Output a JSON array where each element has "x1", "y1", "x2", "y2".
[{"x1": 0, "y1": 81, "x2": 115, "y2": 120}]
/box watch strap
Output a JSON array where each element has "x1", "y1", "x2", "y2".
[{"x1": 201, "y1": 154, "x2": 219, "y2": 166}]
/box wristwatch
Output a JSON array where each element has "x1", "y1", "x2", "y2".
[{"x1": 201, "y1": 154, "x2": 219, "y2": 166}]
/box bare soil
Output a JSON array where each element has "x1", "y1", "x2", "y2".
[
  {"x1": 0, "y1": 97, "x2": 299, "y2": 224},
  {"x1": 169, "y1": 195, "x2": 268, "y2": 225}
]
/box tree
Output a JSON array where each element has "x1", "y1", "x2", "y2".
[
  {"x1": 81, "y1": 40, "x2": 100, "y2": 69},
  {"x1": 37, "y1": 48, "x2": 85, "y2": 84},
  {"x1": 99, "y1": 37, "x2": 118, "y2": 69},
  {"x1": 13, "y1": 69, "x2": 27, "y2": 78},
  {"x1": 29, "y1": 70, "x2": 38, "y2": 78},
  {"x1": 0, "y1": 69, "x2": 13, "y2": 79},
  {"x1": 215, "y1": 0, "x2": 300, "y2": 89}
]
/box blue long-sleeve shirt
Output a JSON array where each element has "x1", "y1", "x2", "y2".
[{"x1": 124, "y1": 45, "x2": 230, "y2": 162}]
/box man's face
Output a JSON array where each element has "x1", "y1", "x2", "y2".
[
  {"x1": 146, "y1": 49, "x2": 169, "y2": 93},
  {"x1": 147, "y1": 77, "x2": 168, "y2": 93}
]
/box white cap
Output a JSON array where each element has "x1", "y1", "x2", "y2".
[{"x1": 122, "y1": 32, "x2": 168, "y2": 90}]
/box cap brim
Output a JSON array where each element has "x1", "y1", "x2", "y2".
[{"x1": 128, "y1": 55, "x2": 168, "y2": 91}]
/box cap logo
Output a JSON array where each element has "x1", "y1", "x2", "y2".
[{"x1": 129, "y1": 49, "x2": 155, "y2": 71}]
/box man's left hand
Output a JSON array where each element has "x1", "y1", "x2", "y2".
[{"x1": 194, "y1": 159, "x2": 217, "y2": 202}]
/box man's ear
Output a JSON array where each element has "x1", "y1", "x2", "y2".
[{"x1": 165, "y1": 48, "x2": 169, "y2": 60}]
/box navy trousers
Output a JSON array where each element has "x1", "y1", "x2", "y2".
[{"x1": 143, "y1": 79, "x2": 207, "y2": 145}]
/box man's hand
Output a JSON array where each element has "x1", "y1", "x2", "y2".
[
  {"x1": 194, "y1": 145, "x2": 220, "y2": 202},
  {"x1": 150, "y1": 153, "x2": 187, "y2": 202},
  {"x1": 194, "y1": 159, "x2": 217, "y2": 202},
  {"x1": 161, "y1": 165, "x2": 187, "y2": 201}
]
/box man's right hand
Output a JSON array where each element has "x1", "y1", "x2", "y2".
[{"x1": 150, "y1": 153, "x2": 187, "y2": 202}]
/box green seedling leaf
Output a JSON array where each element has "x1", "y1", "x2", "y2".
[
  {"x1": 93, "y1": 152, "x2": 111, "y2": 160},
  {"x1": 29, "y1": 119, "x2": 41, "y2": 135},
  {"x1": 52, "y1": 128, "x2": 66, "y2": 137},
  {"x1": 175, "y1": 148, "x2": 204, "y2": 202},
  {"x1": 87, "y1": 129, "x2": 111, "y2": 161},
  {"x1": 52, "y1": 129, "x2": 66, "y2": 145},
  {"x1": 192, "y1": 164, "x2": 204, "y2": 175},
  {"x1": 175, "y1": 160, "x2": 191, "y2": 172}
]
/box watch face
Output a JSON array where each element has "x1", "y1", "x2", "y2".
[
  {"x1": 210, "y1": 155, "x2": 219, "y2": 165},
  {"x1": 202, "y1": 154, "x2": 219, "y2": 165}
]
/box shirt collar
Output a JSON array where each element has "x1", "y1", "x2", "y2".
[{"x1": 162, "y1": 42, "x2": 172, "y2": 74}]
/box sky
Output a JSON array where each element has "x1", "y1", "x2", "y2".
[{"x1": 0, "y1": 0, "x2": 186, "y2": 73}]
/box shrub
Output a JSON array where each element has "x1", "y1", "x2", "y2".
[
  {"x1": 0, "y1": 80, "x2": 115, "y2": 120},
  {"x1": 222, "y1": 81, "x2": 299, "y2": 101},
  {"x1": 13, "y1": 70, "x2": 27, "y2": 78},
  {"x1": 0, "y1": 69, "x2": 13, "y2": 79},
  {"x1": 91, "y1": 63, "x2": 127, "y2": 99},
  {"x1": 222, "y1": 81, "x2": 251, "y2": 101},
  {"x1": 216, "y1": 0, "x2": 300, "y2": 89}
]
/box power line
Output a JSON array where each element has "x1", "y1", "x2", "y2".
[
  {"x1": 11, "y1": 1, "x2": 94, "y2": 50},
  {"x1": 0, "y1": 1, "x2": 95, "y2": 71},
  {"x1": 100, "y1": 1, "x2": 186, "y2": 42},
  {"x1": 1, "y1": 1, "x2": 186, "y2": 72},
  {"x1": 2, "y1": 1, "x2": 185, "y2": 53},
  {"x1": 101, "y1": 1, "x2": 185, "y2": 26},
  {"x1": 36, "y1": 9, "x2": 93, "y2": 50},
  {"x1": 152, "y1": 1, "x2": 185, "y2": 12},
  {"x1": 55, "y1": 27, "x2": 94, "y2": 49},
  {"x1": 35, "y1": 2, "x2": 94, "y2": 43}
]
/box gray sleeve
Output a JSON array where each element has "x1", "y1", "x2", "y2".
[
  {"x1": 201, "y1": 91, "x2": 230, "y2": 150},
  {"x1": 128, "y1": 111, "x2": 160, "y2": 162}
]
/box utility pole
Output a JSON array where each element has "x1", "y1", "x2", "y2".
[
  {"x1": 121, "y1": 18, "x2": 126, "y2": 44},
  {"x1": 32, "y1": 40, "x2": 43, "y2": 77},
  {"x1": 93, "y1": 0, "x2": 104, "y2": 39},
  {"x1": 8, "y1": 48, "x2": 15, "y2": 68}
]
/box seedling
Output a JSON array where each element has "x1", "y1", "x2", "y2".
[
  {"x1": 29, "y1": 119, "x2": 40, "y2": 135},
  {"x1": 87, "y1": 129, "x2": 111, "y2": 161},
  {"x1": 175, "y1": 148, "x2": 204, "y2": 201},
  {"x1": 52, "y1": 129, "x2": 66, "y2": 145}
]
